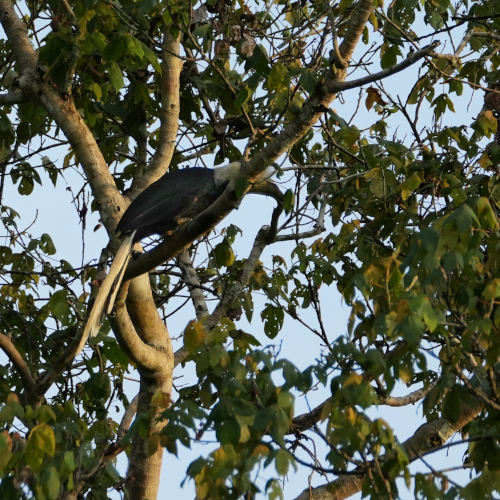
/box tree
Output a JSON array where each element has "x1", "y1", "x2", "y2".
[{"x1": 0, "y1": 0, "x2": 498, "y2": 498}]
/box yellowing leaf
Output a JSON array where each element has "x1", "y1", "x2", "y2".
[
  {"x1": 365, "y1": 86, "x2": 387, "y2": 110},
  {"x1": 239, "y1": 424, "x2": 251, "y2": 443},
  {"x1": 345, "y1": 406, "x2": 356, "y2": 425},
  {"x1": 343, "y1": 373, "x2": 363, "y2": 387},
  {"x1": 482, "y1": 280, "x2": 500, "y2": 300},
  {"x1": 25, "y1": 423, "x2": 55, "y2": 470},
  {"x1": 477, "y1": 109, "x2": 498, "y2": 135},
  {"x1": 6, "y1": 393, "x2": 19, "y2": 404},
  {"x1": 399, "y1": 366, "x2": 412, "y2": 384},
  {"x1": 478, "y1": 152, "x2": 492, "y2": 168},
  {"x1": 213, "y1": 447, "x2": 227, "y2": 461},
  {"x1": 267, "y1": 63, "x2": 290, "y2": 92},
  {"x1": 252, "y1": 443, "x2": 270, "y2": 456},
  {"x1": 184, "y1": 320, "x2": 206, "y2": 351}
]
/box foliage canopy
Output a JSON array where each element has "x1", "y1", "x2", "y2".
[{"x1": 0, "y1": 0, "x2": 499, "y2": 499}]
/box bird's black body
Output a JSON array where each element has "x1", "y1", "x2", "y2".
[
  {"x1": 80, "y1": 162, "x2": 241, "y2": 343},
  {"x1": 117, "y1": 167, "x2": 227, "y2": 241}
]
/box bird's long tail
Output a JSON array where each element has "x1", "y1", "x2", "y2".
[{"x1": 80, "y1": 231, "x2": 136, "y2": 345}]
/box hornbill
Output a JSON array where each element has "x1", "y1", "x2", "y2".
[{"x1": 81, "y1": 162, "x2": 242, "y2": 342}]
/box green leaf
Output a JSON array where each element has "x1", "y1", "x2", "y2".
[
  {"x1": 61, "y1": 451, "x2": 76, "y2": 476},
  {"x1": 213, "y1": 240, "x2": 235, "y2": 267},
  {"x1": 41, "y1": 466, "x2": 60, "y2": 500},
  {"x1": 261, "y1": 304, "x2": 284, "y2": 339},
  {"x1": 85, "y1": 372, "x2": 111, "y2": 403},
  {"x1": 277, "y1": 390, "x2": 294, "y2": 412},
  {"x1": 105, "y1": 462, "x2": 122, "y2": 483},
  {"x1": 472, "y1": 110, "x2": 498, "y2": 136},
  {"x1": 400, "y1": 173, "x2": 422, "y2": 201},
  {"x1": 103, "y1": 35, "x2": 127, "y2": 62},
  {"x1": 18, "y1": 176, "x2": 34, "y2": 195},
  {"x1": 234, "y1": 175, "x2": 248, "y2": 198},
  {"x1": 266, "y1": 479, "x2": 284, "y2": 500},
  {"x1": 137, "y1": 40, "x2": 161, "y2": 73},
  {"x1": 268, "y1": 63, "x2": 290, "y2": 92},
  {"x1": 282, "y1": 189, "x2": 294, "y2": 213},
  {"x1": 0, "y1": 394, "x2": 24, "y2": 425},
  {"x1": 275, "y1": 448, "x2": 292, "y2": 475},
  {"x1": 89, "y1": 82, "x2": 102, "y2": 100},
  {"x1": 234, "y1": 86, "x2": 250, "y2": 110},
  {"x1": 34, "y1": 405, "x2": 56, "y2": 423},
  {"x1": 42, "y1": 156, "x2": 58, "y2": 185},
  {"x1": 48, "y1": 290, "x2": 72, "y2": 325},
  {"x1": 245, "y1": 44, "x2": 270, "y2": 76},
  {"x1": 299, "y1": 69, "x2": 316, "y2": 94},
  {"x1": 473, "y1": 197, "x2": 498, "y2": 230},
  {"x1": 40, "y1": 234, "x2": 56, "y2": 255},
  {"x1": 216, "y1": 418, "x2": 240, "y2": 444},
  {"x1": 108, "y1": 62, "x2": 124, "y2": 91},
  {"x1": 380, "y1": 43, "x2": 401, "y2": 69}
]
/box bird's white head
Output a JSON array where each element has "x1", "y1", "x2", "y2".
[
  {"x1": 213, "y1": 162, "x2": 242, "y2": 184},
  {"x1": 213, "y1": 162, "x2": 275, "y2": 185}
]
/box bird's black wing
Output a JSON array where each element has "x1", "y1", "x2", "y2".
[{"x1": 117, "y1": 168, "x2": 226, "y2": 241}]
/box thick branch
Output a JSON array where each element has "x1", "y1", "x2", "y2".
[
  {"x1": 118, "y1": 394, "x2": 139, "y2": 439},
  {"x1": 0, "y1": 90, "x2": 28, "y2": 104},
  {"x1": 289, "y1": 400, "x2": 325, "y2": 434},
  {"x1": 112, "y1": 280, "x2": 170, "y2": 371},
  {"x1": 0, "y1": 333, "x2": 37, "y2": 398},
  {"x1": 378, "y1": 383, "x2": 436, "y2": 407},
  {"x1": 290, "y1": 383, "x2": 436, "y2": 434},
  {"x1": 0, "y1": 0, "x2": 37, "y2": 74},
  {"x1": 132, "y1": 30, "x2": 183, "y2": 193}
]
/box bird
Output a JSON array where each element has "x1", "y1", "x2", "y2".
[{"x1": 81, "y1": 162, "x2": 243, "y2": 343}]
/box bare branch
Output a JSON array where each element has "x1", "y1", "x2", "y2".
[
  {"x1": 334, "y1": 42, "x2": 439, "y2": 93},
  {"x1": 274, "y1": 227, "x2": 324, "y2": 242},
  {"x1": 243, "y1": 0, "x2": 376, "y2": 182},
  {"x1": 377, "y1": 383, "x2": 437, "y2": 407},
  {"x1": 289, "y1": 400, "x2": 325, "y2": 434},
  {"x1": 289, "y1": 382, "x2": 435, "y2": 437},
  {"x1": 207, "y1": 225, "x2": 274, "y2": 329},
  {"x1": 470, "y1": 31, "x2": 500, "y2": 42},
  {"x1": 178, "y1": 251, "x2": 208, "y2": 319},
  {"x1": 118, "y1": 394, "x2": 139, "y2": 439}
]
